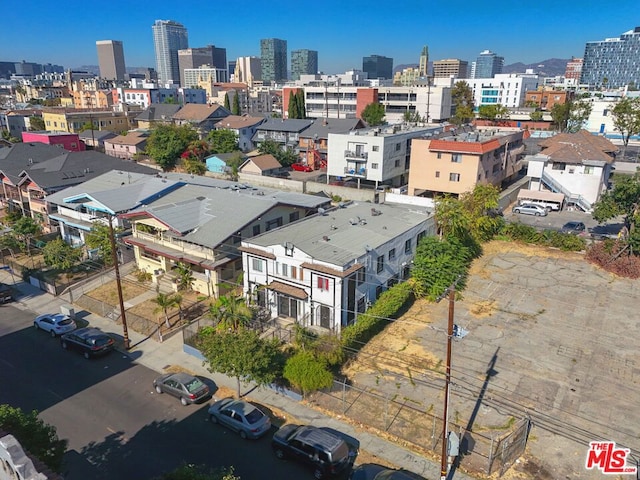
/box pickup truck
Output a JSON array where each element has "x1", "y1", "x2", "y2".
[{"x1": 0, "y1": 282, "x2": 14, "y2": 304}]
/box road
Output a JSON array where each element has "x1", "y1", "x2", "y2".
[
  {"x1": 0, "y1": 304, "x2": 311, "y2": 480},
  {"x1": 506, "y1": 208, "x2": 624, "y2": 237}
]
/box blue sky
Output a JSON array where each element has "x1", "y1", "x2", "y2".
[{"x1": 2, "y1": 0, "x2": 638, "y2": 73}]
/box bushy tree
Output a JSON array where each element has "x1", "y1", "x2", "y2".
[
  {"x1": 361, "y1": 102, "x2": 386, "y2": 126},
  {"x1": 283, "y1": 351, "x2": 333, "y2": 397},
  {"x1": 451, "y1": 81, "x2": 474, "y2": 126},
  {"x1": 258, "y1": 139, "x2": 297, "y2": 167},
  {"x1": 85, "y1": 221, "x2": 120, "y2": 265},
  {"x1": 42, "y1": 238, "x2": 82, "y2": 270},
  {"x1": 0, "y1": 404, "x2": 67, "y2": 473},
  {"x1": 224, "y1": 93, "x2": 231, "y2": 111},
  {"x1": 232, "y1": 93, "x2": 241, "y2": 115},
  {"x1": 208, "y1": 292, "x2": 252, "y2": 332},
  {"x1": 610, "y1": 97, "x2": 640, "y2": 147},
  {"x1": 529, "y1": 111, "x2": 544, "y2": 122},
  {"x1": 287, "y1": 91, "x2": 300, "y2": 119},
  {"x1": 478, "y1": 104, "x2": 510, "y2": 123},
  {"x1": 180, "y1": 157, "x2": 207, "y2": 175},
  {"x1": 146, "y1": 124, "x2": 199, "y2": 171},
  {"x1": 28, "y1": 115, "x2": 45, "y2": 131},
  {"x1": 12, "y1": 216, "x2": 41, "y2": 255},
  {"x1": 207, "y1": 129, "x2": 239, "y2": 154},
  {"x1": 551, "y1": 99, "x2": 592, "y2": 132}
]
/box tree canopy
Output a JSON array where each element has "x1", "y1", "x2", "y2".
[
  {"x1": 42, "y1": 238, "x2": 82, "y2": 270},
  {"x1": 258, "y1": 139, "x2": 297, "y2": 167},
  {"x1": 361, "y1": 102, "x2": 386, "y2": 126},
  {"x1": 287, "y1": 90, "x2": 306, "y2": 119},
  {"x1": 208, "y1": 292, "x2": 252, "y2": 332},
  {"x1": 207, "y1": 129, "x2": 239, "y2": 154},
  {"x1": 283, "y1": 351, "x2": 333, "y2": 397},
  {"x1": 232, "y1": 93, "x2": 241, "y2": 115},
  {"x1": 146, "y1": 124, "x2": 199, "y2": 171},
  {"x1": 477, "y1": 104, "x2": 510, "y2": 123},
  {"x1": 551, "y1": 99, "x2": 592, "y2": 133},
  {"x1": 610, "y1": 97, "x2": 640, "y2": 147},
  {"x1": 12, "y1": 216, "x2": 41, "y2": 255},
  {"x1": 28, "y1": 116, "x2": 45, "y2": 131},
  {"x1": 85, "y1": 221, "x2": 116, "y2": 265},
  {"x1": 451, "y1": 81, "x2": 474, "y2": 126}
]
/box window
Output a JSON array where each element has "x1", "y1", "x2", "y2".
[
  {"x1": 395, "y1": 143, "x2": 401, "y2": 151},
  {"x1": 289, "y1": 211, "x2": 299, "y2": 222},
  {"x1": 584, "y1": 166, "x2": 595, "y2": 174},
  {"x1": 375, "y1": 285, "x2": 383, "y2": 299},
  {"x1": 388, "y1": 248, "x2": 396, "y2": 261},
  {"x1": 253, "y1": 225, "x2": 261, "y2": 236},
  {"x1": 435, "y1": 171, "x2": 440, "y2": 178},
  {"x1": 291, "y1": 266, "x2": 298, "y2": 279},
  {"x1": 266, "y1": 217, "x2": 283, "y2": 231},
  {"x1": 451, "y1": 153, "x2": 462, "y2": 163},
  {"x1": 251, "y1": 258, "x2": 263, "y2": 272},
  {"x1": 357, "y1": 269, "x2": 365, "y2": 285},
  {"x1": 281, "y1": 264, "x2": 289, "y2": 276},
  {"x1": 437, "y1": 152, "x2": 442, "y2": 159},
  {"x1": 377, "y1": 256, "x2": 384, "y2": 273},
  {"x1": 371, "y1": 163, "x2": 379, "y2": 169},
  {"x1": 449, "y1": 173, "x2": 460, "y2": 182},
  {"x1": 404, "y1": 239, "x2": 411, "y2": 254},
  {"x1": 372, "y1": 145, "x2": 379, "y2": 152},
  {"x1": 417, "y1": 231, "x2": 426, "y2": 245},
  {"x1": 317, "y1": 276, "x2": 329, "y2": 291},
  {"x1": 394, "y1": 159, "x2": 400, "y2": 167}
]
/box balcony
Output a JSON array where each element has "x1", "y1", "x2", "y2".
[
  {"x1": 344, "y1": 166, "x2": 367, "y2": 177},
  {"x1": 344, "y1": 150, "x2": 368, "y2": 161}
]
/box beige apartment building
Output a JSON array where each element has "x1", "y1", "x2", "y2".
[
  {"x1": 42, "y1": 109, "x2": 129, "y2": 134},
  {"x1": 408, "y1": 128, "x2": 527, "y2": 198}
]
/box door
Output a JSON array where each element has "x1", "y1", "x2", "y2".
[{"x1": 318, "y1": 305, "x2": 331, "y2": 329}]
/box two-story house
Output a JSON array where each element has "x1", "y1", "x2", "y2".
[
  {"x1": 524, "y1": 129, "x2": 617, "y2": 212},
  {"x1": 240, "y1": 201, "x2": 435, "y2": 334},
  {"x1": 213, "y1": 115, "x2": 266, "y2": 152},
  {"x1": 251, "y1": 118, "x2": 314, "y2": 153},
  {"x1": 172, "y1": 104, "x2": 231, "y2": 139},
  {"x1": 122, "y1": 181, "x2": 331, "y2": 298},
  {"x1": 134, "y1": 104, "x2": 182, "y2": 130},
  {"x1": 104, "y1": 131, "x2": 149, "y2": 160},
  {"x1": 297, "y1": 118, "x2": 366, "y2": 169},
  {"x1": 408, "y1": 127, "x2": 527, "y2": 198}
]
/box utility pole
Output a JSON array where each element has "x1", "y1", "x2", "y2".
[{"x1": 108, "y1": 214, "x2": 131, "y2": 350}]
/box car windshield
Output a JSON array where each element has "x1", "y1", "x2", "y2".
[
  {"x1": 91, "y1": 336, "x2": 112, "y2": 346},
  {"x1": 58, "y1": 318, "x2": 73, "y2": 326},
  {"x1": 184, "y1": 377, "x2": 204, "y2": 393},
  {"x1": 245, "y1": 408, "x2": 264, "y2": 424}
]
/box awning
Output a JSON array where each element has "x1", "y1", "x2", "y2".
[
  {"x1": 517, "y1": 189, "x2": 564, "y2": 203},
  {"x1": 266, "y1": 281, "x2": 308, "y2": 300}
]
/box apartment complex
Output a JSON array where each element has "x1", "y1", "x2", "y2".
[
  {"x1": 524, "y1": 88, "x2": 572, "y2": 111},
  {"x1": 466, "y1": 73, "x2": 539, "y2": 108},
  {"x1": 564, "y1": 58, "x2": 583, "y2": 81},
  {"x1": 433, "y1": 59, "x2": 468, "y2": 79},
  {"x1": 42, "y1": 109, "x2": 129, "y2": 133},
  {"x1": 178, "y1": 45, "x2": 227, "y2": 87},
  {"x1": 152, "y1": 19, "x2": 188, "y2": 85},
  {"x1": 260, "y1": 38, "x2": 287, "y2": 84},
  {"x1": 183, "y1": 65, "x2": 228, "y2": 88},
  {"x1": 291, "y1": 49, "x2": 318, "y2": 81},
  {"x1": 96, "y1": 40, "x2": 126, "y2": 81},
  {"x1": 581, "y1": 27, "x2": 640, "y2": 88},
  {"x1": 362, "y1": 55, "x2": 393, "y2": 80},
  {"x1": 471, "y1": 50, "x2": 504, "y2": 79}
]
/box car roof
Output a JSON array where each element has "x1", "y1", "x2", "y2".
[
  {"x1": 73, "y1": 327, "x2": 108, "y2": 338},
  {"x1": 170, "y1": 372, "x2": 197, "y2": 383},
  {"x1": 295, "y1": 426, "x2": 344, "y2": 450}
]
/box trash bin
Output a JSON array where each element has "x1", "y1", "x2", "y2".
[{"x1": 60, "y1": 304, "x2": 75, "y2": 319}]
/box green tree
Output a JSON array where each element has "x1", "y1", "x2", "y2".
[
  {"x1": 29, "y1": 115, "x2": 45, "y2": 131},
  {"x1": 163, "y1": 96, "x2": 178, "y2": 104},
  {"x1": 296, "y1": 89, "x2": 306, "y2": 118},
  {"x1": 288, "y1": 91, "x2": 300, "y2": 119},
  {"x1": 207, "y1": 129, "x2": 239, "y2": 154},
  {"x1": 224, "y1": 151, "x2": 245, "y2": 180},
  {"x1": 0, "y1": 404, "x2": 67, "y2": 473},
  {"x1": 79, "y1": 121, "x2": 96, "y2": 133},
  {"x1": 224, "y1": 93, "x2": 231, "y2": 111},
  {"x1": 257, "y1": 139, "x2": 297, "y2": 167},
  {"x1": 175, "y1": 262, "x2": 195, "y2": 291},
  {"x1": 610, "y1": 97, "x2": 640, "y2": 147},
  {"x1": 529, "y1": 111, "x2": 544, "y2": 122},
  {"x1": 477, "y1": 104, "x2": 510, "y2": 123},
  {"x1": 209, "y1": 292, "x2": 252, "y2": 332},
  {"x1": 42, "y1": 238, "x2": 82, "y2": 270},
  {"x1": 157, "y1": 464, "x2": 240, "y2": 480},
  {"x1": 146, "y1": 124, "x2": 199, "y2": 171},
  {"x1": 153, "y1": 292, "x2": 177, "y2": 328},
  {"x1": 361, "y1": 102, "x2": 386, "y2": 126},
  {"x1": 403, "y1": 110, "x2": 422, "y2": 123},
  {"x1": 451, "y1": 81, "x2": 474, "y2": 126},
  {"x1": 181, "y1": 157, "x2": 207, "y2": 175},
  {"x1": 85, "y1": 221, "x2": 115, "y2": 265},
  {"x1": 12, "y1": 216, "x2": 41, "y2": 255},
  {"x1": 283, "y1": 351, "x2": 333, "y2": 397},
  {"x1": 232, "y1": 92, "x2": 241, "y2": 115},
  {"x1": 198, "y1": 328, "x2": 282, "y2": 398},
  {"x1": 0, "y1": 233, "x2": 22, "y2": 257},
  {"x1": 183, "y1": 140, "x2": 210, "y2": 161},
  {"x1": 551, "y1": 99, "x2": 592, "y2": 133}
]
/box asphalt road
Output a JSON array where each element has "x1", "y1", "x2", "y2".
[
  {"x1": 0, "y1": 304, "x2": 312, "y2": 480},
  {"x1": 506, "y1": 208, "x2": 624, "y2": 237}
]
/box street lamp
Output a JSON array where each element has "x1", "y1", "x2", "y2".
[{"x1": 108, "y1": 214, "x2": 131, "y2": 350}]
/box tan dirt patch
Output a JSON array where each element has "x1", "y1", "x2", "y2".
[{"x1": 87, "y1": 280, "x2": 148, "y2": 303}]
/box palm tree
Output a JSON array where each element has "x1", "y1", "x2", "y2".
[
  {"x1": 175, "y1": 262, "x2": 195, "y2": 291},
  {"x1": 153, "y1": 292, "x2": 177, "y2": 328},
  {"x1": 208, "y1": 292, "x2": 252, "y2": 332},
  {"x1": 173, "y1": 293, "x2": 184, "y2": 320}
]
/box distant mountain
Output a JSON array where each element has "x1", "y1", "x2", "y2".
[{"x1": 502, "y1": 58, "x2": 570, "y2": 77}]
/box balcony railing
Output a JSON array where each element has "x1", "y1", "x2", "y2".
[
  {"x1": 344, "y1": 167, "x2": 367, "y2": 176},
  {"x1": 344, "y1": 150, "x2": 368, "y2": 160}
]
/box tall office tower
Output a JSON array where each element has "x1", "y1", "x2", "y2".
[
  {"x1": 260, "y1": 38, "x2": 287, "y2": 84},
  {"x1": 433, "y1": 59, "x2": 469, "y2": 79},
  {"x1": 228, "y1": 60, "x2": 237, "y2": 80},
  {"x1": 581, "y1": 27, "x2": 640, "y2": 88},
  {"x1": 291, "y1": 49, "x2": 318, "y2": 80},
  {"x1": 235, "y1": 56, "x2": 262, "y2": 86},
  {"x1": 472, "y1": 50, "x2": 504, "y2": 79},
  {"x1": 152, "y1": 19, "x2": 189, "y2": 85},
  {"x1": 178, "y1": 45, "x2": 227, "y2": 86},
  {"x1": 362, "y1": 55, "x2": 393, "y2": 80},
  {"x1": 418, "y1": 46, "x2": 429, "y2": 77},
  {"x1": 96, "y1": 40, "x2": 126, "y2": 81}
]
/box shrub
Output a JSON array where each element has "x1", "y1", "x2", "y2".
[
  {"x1": 586, "y1": 240, "x2": 640, "y2": 278},
  {"x1": 134, "y1": 268, "x2": 152, "y2": 283},
  {"x1": 283, "y1": 351, "x2": 333, "y2": 396}
]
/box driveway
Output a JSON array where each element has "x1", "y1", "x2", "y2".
[{"x1": 344, "y1": 241, "x2": 640, "y2": 479}]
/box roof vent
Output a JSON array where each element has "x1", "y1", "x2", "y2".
[
  {"x1": 322, "y1": 235, "x2": 330, "y2": 241},
  {"x1": 371, "y1": 208, "x2": 382, "y2": 216},
  {"x1": 318, "y1": 208, "x2": 327, "y2": 215},
  {"x1": 196, "y1": 196, "x2": 205, "y2": 200},
  {"x1": 349, "y1": 217, "x2": 359, "y2": 225},
  {"x1": 330, "y1": 225, "x2": 338, "y2": 230}
]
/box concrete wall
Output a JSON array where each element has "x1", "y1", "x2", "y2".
[
  {"x1": 305, "y1": 181, "x2": 378, "y2": 202},
  {"x1": 613, "y1": 161, "x2": 640, "y2": 175},
  {"x1": 237, "y1": 173, "x2": 304, "y2": 192}
]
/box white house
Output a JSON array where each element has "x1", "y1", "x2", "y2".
[
  {"x1": 240, "y1": 201, "x2": 435, "y2": 334},
  {"x1": 213, "y1": 115, "x2": 266, "y2": 152}
]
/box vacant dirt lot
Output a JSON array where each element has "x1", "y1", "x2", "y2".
[{"x1": 343, "y1": 241, "x2": 640, "y2": 479}]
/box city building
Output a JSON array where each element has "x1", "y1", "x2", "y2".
[
  {"x1": 524, "y1": 88, "x2": 572, "y2": 111},
  {"x1": 0, "y1": 109, "x2": 43, "y2": 138},
  {"x1": 564, "y1": 58, "x2": 583, "y2": 82},
  {"x1": 581, "y1": 27, "x2": 640, "y2": 88},
  {"x1": 134, "y1": 104, "x2": 182, "y2": 129},
  {"x1": 297, "y1": 117, "x2": 366, "y2": 169},
  {"x1": 240, "y1": 201, "x2": 435, "y2": 333},
  {"x1": 260, "y1": 38, "x2": 287, "y2": 84},
  {"x1": 291, "y1": 49, "x2": 318, "y2": 81},
  {"x1": 103, "y1": 131, "x2": 149, "y2": 160},
  {"x1": 171, "y1": 103, "x2": 231, "y2": 137},
  {"x1": 407, "y1": 128, "x2": 527, "y2": 199},
  {"x1": 72, "y1": 89, "x2": 113, "y2": 109},
  {"x1": 178, "y1": 45, "x2": 227, "y2": 86},
  {"x1": 96, "y1": 40, "x2": 126, "y2": 81},
  {"x1": 21, "y1": 131, "x2": 85, "y2": 152},
  {"x1": 392, "y1": 67, "x2": 423, "y2": 86},
  {"x1": 418, "y1": 46, "x2": 429, "y2": 77},
  {"x1": 152, "y1": 19, "x2": 189, "y2": 86},
  {"x1": 213, "y1": 115, "x2": 266, "y2": 152},
  {"x1": 234, "y1": 56, "x2": 262, "y2": 87},
  {"x1": 252, "y1": 118, "x2": 314, "y2": 151},
  {"x1": 183, "y1": 65, "x2": 228, "y2": 88},
  {"x1": 471, "y1": 50, "x2": 504, "y2": 79},
  {"x1": 466, "y1": 73, "x2": 540, "y2": 108},
  {"x1": 362, "y1": 55, "x2": 393, "y2": 80},
  {"x1": 433, "y1": 59, "x2": 468, "y2": 79},
  {"x1": 42, "y1": 109, "x2": 130, "y2": 134}
]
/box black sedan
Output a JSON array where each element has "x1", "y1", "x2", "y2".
[
  {"x1": 153, "y1": 372, "x2": 210, "y2": 406},
  {"x1": 561, "y1": 221, "x2": 586, "y2": 234}
]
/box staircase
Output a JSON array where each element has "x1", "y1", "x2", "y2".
[{"x1": 541, "y1": 171, "x2": 592, "y2": 212}]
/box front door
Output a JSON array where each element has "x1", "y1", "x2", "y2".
[{"x1": 277, "y1": 295, "x2": 298, "y2": 319}]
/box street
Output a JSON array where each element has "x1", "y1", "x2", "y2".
[{"x1": 0, "y1": 304, "x2": 310, "y2": 480}]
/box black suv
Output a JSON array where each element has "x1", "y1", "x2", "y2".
[
  {"x1": 0, "y1": 282, "x2": 14, "y2": 304},
  {"x1": 272, "y1": 424, "x2": 355, "y2": 479},
  {"x1": 61, "y1": 327, "x2": 115, "y2": 359}
]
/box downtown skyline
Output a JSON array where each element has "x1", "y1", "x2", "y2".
[{"x1": 2, "y1": 0, "x2": 639, "y2": 74}]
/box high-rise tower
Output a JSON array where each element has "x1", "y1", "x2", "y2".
[
  {"x1": 472, "y1": 50, "x2": 504, "y2": 79},
  {"x1": 96, "y1": 40, "x2": 126, "y2": 81},
  {"x1": 152, "y1": 20, "x2": 188, "y2": 85},
  {"x1": 291, "y1": 49, "x2": 318, "y2": 81},
  {"x1": 418, "y1": 46, "x2": 429, "y2": 77},
  {"x1": 260, "y1": 38, "x2": 287, "y2": 84}
]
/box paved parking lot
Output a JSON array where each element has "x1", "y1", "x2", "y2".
[{"x1": 506, "y1": 207, "x2": 625, "y2": 238}]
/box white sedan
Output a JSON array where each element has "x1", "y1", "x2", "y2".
[{"x1": 34, "y1": 313, "x2": 77, "y2": 337}]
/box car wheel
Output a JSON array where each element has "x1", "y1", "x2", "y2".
[
  {"x1": 535, "y1": 212, "x2": 540, "y2": 216},
  {"x1": 61, "y1": 341, "x2": 68, "y2": 349},
  {"x1": 239, "y1": 430, "x2": 247, "y2": 440},
  {"x1": 34, "y1": 322, "x2": 39, "y2": 330},
  {"x1": 155, "y1": 385, "x2": 163, "y2": 394},
  {"x1": 274, "y1": 448, "x2": 285, "y2": 459},
  {"x1": 83, "y1": 351, "x2": 90, "y2": 359},
  {"x1": 314, "y1": 468, "x2": 324, "y2": 479},
  {"x1": 209, "y1": 414, "x2": 218, "y2": 424},
  {"x1": 50, "y1": 329, "x2": 56, "y2": 338},
  {"x1": 180, "y1": 397, "x2": 188, "y2": 406},
  {"x1": 514, "y1": 209, "x2": 520, "y2": 213}
]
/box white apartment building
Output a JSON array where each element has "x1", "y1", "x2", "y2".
[
  {"x1": 466, "y1": 73, "x2": 540, "y2": 108},
  {"x1": 183, "y1": 65, "x2": 228, "y2": 88}
]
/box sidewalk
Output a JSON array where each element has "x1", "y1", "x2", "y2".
[{"x1": 0, "y1": 270, "x2": 475, "y2": 480}]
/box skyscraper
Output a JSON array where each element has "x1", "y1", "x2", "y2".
[
  {"x1": 433, "y1": 59, "x2": 468, "y2": 79},
  {"x1": 178, "y1": 45, "x2": 227, "y2": 86},
  {"x1": 152, "y1": 20, "x2": 188, "y2": 85},
  {"x1": 291, "y1": 49, "x2": 318, "y2": 80},
  {"x1": 260, "y1": 38, "x2": 287, "y2": 84},
  {"x1": 418, "y1": 46, "x2": 429, "y2": 77},
  {"x1": 96, "y1": 40, "x2": 126, "y2": 81},
  {"x1": 472, "y1": 50, "x2": 504, "y2": 79},
  {"x1": 235, "y1": 56, "x2": 262, "y2": 87},
  {"x1": 581, "y1": 27, "x2": 640, "y2": 88},
  {"x1": 362, "y1": 55, "x2": 393, "y2": 80}
]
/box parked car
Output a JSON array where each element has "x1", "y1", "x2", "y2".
[
  {"x1": 291, "y1": 163, "x2": 314, "y2": 172},
  {"x1": 272, "y1": 424, "x2": 355, "y2": 478},
  {"x1": 511, "y1": 204, "x2": 548, "y2": 216},
  {"x1": 517, "y1": 199, "x2": 560, "y2": 211},
  {"x1": 34, "y1": 313, "x2": 77, "y2": 337},
  {"x1": 0, "y1": 282, "x2": 13, "y2": 304},
  {"x1": 60, "y1": 327, "x2": 115, "y2": 359},
  {"x1": 153, "y1": 372, "x2": 210, "y2": 406},
  {"x1": 351, "y1": 464, "x2": 426, "y2": 480},
  {"x1": 561, "y1": 221, "x2": 586, "y2": 234},
  {"x1": 208, "y1": 397, "x2": 271, "y2": 439}
]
